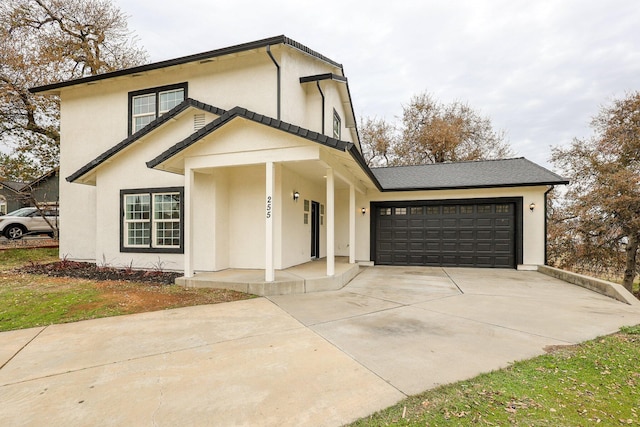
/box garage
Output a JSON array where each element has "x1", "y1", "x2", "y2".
[{"x1": 372, "y1": 199, "x2": 522, "y2": 268}]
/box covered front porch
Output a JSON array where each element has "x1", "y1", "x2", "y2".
[{"x1": 176, "y1": 257, "x2": 361, "y2": 296}]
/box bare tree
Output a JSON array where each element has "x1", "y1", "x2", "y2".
[
  {"x1": 0, "y1": 0, "x2": 147, "y2": 180},
  {"x1": 551, "y1": 91, "x2": 640, "y2": 293},
  {"x1": 359, "y1": 91, "x2": 512, "y2": 167},
  {"x1": 394, "y1": 92, "x2": 512, "y2": 165},
  {"x1": 359, "y1": 116, "x2": 396, "y2": 167}
]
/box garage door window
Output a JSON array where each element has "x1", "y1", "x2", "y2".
[
  {"x1": 410, "y1": 207, "x2": 423, "y2": 215},
  {"x1": 478, "y1": 205, "x2": 492, "y2": 213},
  {"x1": 426, "y1": 206, "x2": 439, "y2": 215},
  {"x1": 443, "y1": 206, "x2": 456, "y2": 214},
  {"x1": 496, "y1": 204, "x2": 511, "y2": 213},
  {"x1": 380, "y1": 208, "x2": 392, "y2": 216},
  {"x1": 460, "y1": 205, "x2": 474, "y2": 214},
  {"x1": 395, "y1": 207, "x2": 407, "y2": 215}
]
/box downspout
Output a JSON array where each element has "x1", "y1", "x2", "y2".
[
  {"x1": 266, "y1": 45, "x2": 281, "y2": 120},
  {"x1": 316, "y1": 81, "x2": 325, "y2": 134},
  {"x1": 544, "y1": 185, "x2": 555, "y2": 265}
]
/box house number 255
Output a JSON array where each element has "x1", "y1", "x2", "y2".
[{"x1": 266, "y1": 196, "x2": 272, "y2": 218}]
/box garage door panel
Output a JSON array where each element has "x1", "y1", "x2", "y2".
[
  {"x1": 394, "y1": 230, "x2": 408, "y2": 239},
  {"x1": 426, "y1": 230, "x2": 441, "y2": 239},
  {"x1": 375, "y1": 201, "x2": 516, "y2": 268},
  {"x1": 394, "y1": 242, "x2": 408, "y2": 251},
  {"x1": 442, "y1": 242, "x2": 457, "y2": 251},
  {"x1": 410, "y1": 242, "x2": 424, "y2": 251},
  {"x1": 477, "y1": 230, "x2": 493, "y2": 240},
  {"x1": 494, "y1": 230, "x2": 511, "y2": 239},
  {"x1": 459, "y1": 230, "x2": 475, "y2": 240},
  {"x1": 459, "y1": 218, "x2": 475, "y2": 227},
  {"x1": 409, "y1": 219, "x2": 424, "y2": 227},
  {"x1": 426, "y1": 242, "x2": 440, "y2": 251},
  {"x1": 477, "y1": 218, "x2": 493, "y2": 227},
  {"x1": 442, "y1": 218, "x2": 457, "y2": 227},
  {"x1": 409, "y1": 230, "x2": 424, "y2": 239},
  {"x1": 426, "y1": 219, "x2": 441, "y2": 227}
]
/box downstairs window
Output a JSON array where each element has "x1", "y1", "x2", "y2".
[{"x1": 120, "y1": 187, "x2": 183, "y2": 253}]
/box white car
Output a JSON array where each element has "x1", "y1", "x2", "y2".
[{"x1": 0, "y1": 207, "x2": 58, "y2": 239}]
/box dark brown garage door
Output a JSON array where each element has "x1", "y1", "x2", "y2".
[{"x1": 375, "y1": 202, "x2": 515, "y2": 268}]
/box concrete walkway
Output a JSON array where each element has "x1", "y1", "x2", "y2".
[{"x1": 2, "y1": 267, "x2": 640, "y2": 426}]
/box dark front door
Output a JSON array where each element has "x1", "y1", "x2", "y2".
[{"x1": 311, "y1": 201, "x2": 320, "y2": 258}]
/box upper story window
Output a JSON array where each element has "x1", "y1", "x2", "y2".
[
  {"x1": 333, "y1": 109, "x2": 341, "y2": 139},
  {"x1": 128, "y1": 83, "x2": 187, "y2": 134}
]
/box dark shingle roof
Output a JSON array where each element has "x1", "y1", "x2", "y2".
[
  {"x1": 30, "y1": 36, "x2": 342, "y2": 94},
  {"x1": 372, "y1": 158, "x2": 568, "y2": 190},
  {"x1": 0, "y1": 181, "x2": 26, "y2": 192},
  {"x1": 146, "y1": 106, "x2": 355, "y2": 169},
  {"x1": 67, "y1": 99, "x2": 225, "y2": 183}
]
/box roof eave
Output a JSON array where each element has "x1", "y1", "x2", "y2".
[
  {"x1": 379, "y1": 181, "x2": 570, "y2": 192},
  {"x1": 30, "y1": 35, "x2": 342, "y2": 94}
]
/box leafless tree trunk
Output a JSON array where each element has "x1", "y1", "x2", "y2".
[{"x1": 623, "y1": 233, "x2": 638, "y2": 293}]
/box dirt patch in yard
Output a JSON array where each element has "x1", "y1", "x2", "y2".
[
  {"x1": 70, "y1": 280, "x2": 249, "y2": 314},
  {"x1": 13, "y1": 260, "x2": 252, "y2": 317}
]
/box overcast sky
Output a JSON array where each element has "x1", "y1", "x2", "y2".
[{"x1": 114, "y1": 0, "x2": 639, "y2": 168}]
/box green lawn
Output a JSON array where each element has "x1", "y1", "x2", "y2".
[
  {"x1": 0, "y1": 248, "x2": 252, "y2": 332},
  {"x1": 349, "y1": 328, "x2": 640, "y2": 426}
]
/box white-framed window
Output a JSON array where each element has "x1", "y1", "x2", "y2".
[
  {"x1": 333, "y1": 109, "x2": 341, "y2": 139},
  {"x1": 0, "y1": 196, "x2": 6, "y2": 215},
  {"x1": 129, "y1": 83, "x2": 187, "y2": 134},
  {"x1": 121, "y1": 187, "x2": 183, "y2": 253}
]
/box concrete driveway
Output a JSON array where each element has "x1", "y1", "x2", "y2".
[{"x1": 2, "y1": 267, "x2": 640, "y2": 426}]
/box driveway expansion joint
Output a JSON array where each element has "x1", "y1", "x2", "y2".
[{"x1": 0, "y1": 326, "x2": 48, "y2": 372}]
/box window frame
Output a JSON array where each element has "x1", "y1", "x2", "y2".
[
  {"x1": 128, "y1": 83, "x2": 188, "y2": 135},
  {"x1": 332, "y1": 109, "x2": 341, "y2": 139},
  {"x1": 120, "y1": 187, "x2": 184, "y2": 254}
]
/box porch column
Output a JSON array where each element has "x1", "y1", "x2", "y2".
[
  {"x1": 184, "y1": 167, "x2": 194, "y2": 278},
  {"x1": 326, "y1": 167, "x2": 335, "y2": 276},
  {"x1": 265, "y1": 161, "x2": 275, "y2": 282},
  {"x1": 349, "y1": 183, "x2": 356, "y2": 264}
]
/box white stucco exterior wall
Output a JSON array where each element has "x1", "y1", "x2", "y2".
[{"x1": 356, "y1": 186, "x2": 550, "y2": 267}]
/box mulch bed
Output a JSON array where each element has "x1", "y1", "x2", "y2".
[{"x1": 20, "y1": 260, "x2": 182, "y2": 285}]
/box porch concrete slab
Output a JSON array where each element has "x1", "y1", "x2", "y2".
[
  {"x1": 0, "y1": 299, "x2": 303, "y2": 384},
  {"x1": 0, "y1": 327, "x2": 403, "y2": 427},
  {"x1": 269, "y1": 290, "x2": 402, "y2": 326},
  {"x1": 178, "y1": 257, "x2": 360, "y2": 295},
  {"x1": 311, "y1": 304, "x2": 566, "y2": 395}
]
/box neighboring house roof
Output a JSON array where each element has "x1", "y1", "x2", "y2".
[
  {"x1": 371, "y1": 158, "x2": 569, "y2": 191},
  {"x1": 0, "y1": 181, "x2": 26, "y2": 193},
  {"x1": 66, "y1": 99, "x2": 226, "y2": 183},
  {"x1": 18, "y1": 167, "x2": 59, "y2": 192},
  {"x1": 29, "y1": 35, "x2": 342, "y2": 95}
]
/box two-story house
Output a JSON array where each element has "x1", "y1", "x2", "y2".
[{"x1": 30, "y1": 36, "x2": 567, "y2": 293}]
